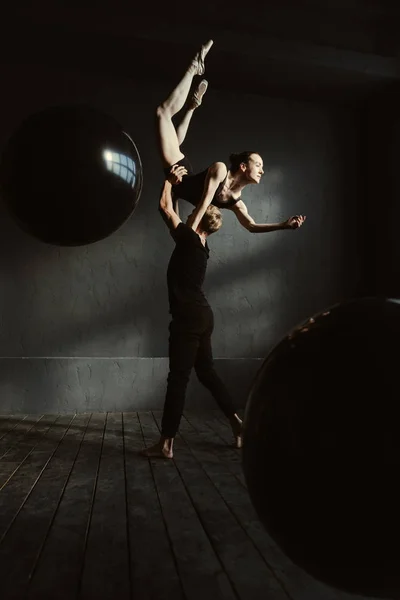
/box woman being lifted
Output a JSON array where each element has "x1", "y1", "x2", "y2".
[{"x1": 156, "y1": 39, "x2": 306, "y2": 234}]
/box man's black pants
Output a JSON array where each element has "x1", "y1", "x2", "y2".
[{"x1": 161, "y1": 306, "x2": 236, "y2": 438}]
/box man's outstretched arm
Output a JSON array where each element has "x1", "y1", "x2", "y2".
[{"x1": 158, "y1": 179, "x2": 182, "y2": 231}]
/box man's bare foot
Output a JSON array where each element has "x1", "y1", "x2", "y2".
[
  {"x1": 189, "y1": 40, "x2": 214, "y2": 76},
  {"x1": 188, "y1": 79, "x2": 208, "y2": 110},
  {"x1": 230, "y1": 414, "x2": 243, "y2": 449},
  {"x1": 141, "y1": 438, "x2": 174, "y2": 459}
]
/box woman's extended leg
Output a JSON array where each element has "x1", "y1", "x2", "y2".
[
  {"x1": 156, "y1": 40, "x2": 213, "y2": 168},
  {"x1": 176, "y1": 79, "x2": 208, "y2": 146}
]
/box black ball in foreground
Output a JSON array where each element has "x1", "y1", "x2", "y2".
[{"x1": 243, "y1": 296, "x2": 400, "y2": 598}]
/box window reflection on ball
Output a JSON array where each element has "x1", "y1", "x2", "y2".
[{"x1": 0, "y1": 105, "x2": 143, "y2": 246}]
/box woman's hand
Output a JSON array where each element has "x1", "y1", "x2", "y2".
[
  {"x1": 284, "y1": 215, "x2": 306, "y2": 229},
  {"x1": 167, "y1": 164, "x2": 188, "y2": 185}
]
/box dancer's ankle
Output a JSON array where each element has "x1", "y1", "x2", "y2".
[
  {"x1": 189, "y1": 39, "x2": 214, "y2": 77},
  {"x1": 229, "y1": 413, "x2": 243, "y2": 449},
  {"x1": 141, "y1": 436, "x2": 174, "y2": 459},
  {"x1": 161, "y1": 436, "x2": 174, "y2": 454}
]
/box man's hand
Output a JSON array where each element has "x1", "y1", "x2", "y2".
[
  {"x1": 284, "y1": 215, "x2": 306, "y2": 229},
  {"x1": 167, "y1": 164, "x2": 188, "y2": 185}
]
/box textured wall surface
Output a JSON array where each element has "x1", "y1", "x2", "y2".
[{"x1": 0, "y1": 60, "x2": 363, "y2": 413}]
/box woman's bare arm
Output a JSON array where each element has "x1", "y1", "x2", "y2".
[
  {"x1": 185, "y1": 162, "x2": 227, "y2": 230},
  {"x1": 231, "y1": 200, "x2": 306, "y2": 233}
]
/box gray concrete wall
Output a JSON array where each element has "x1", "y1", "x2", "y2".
[{"x1": 0, "y1": 61, "x2": 363, "y2": 413}]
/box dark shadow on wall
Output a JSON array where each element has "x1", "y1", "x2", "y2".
[
  {"x1": 0, "y1": 220, "x2": 357, "y2": 416},
  {"x1": 0, "y1": 200, "x2": 313, "y2": 356},
  {"x1": 0, "y1": 198, "x2": 340, "y2": 410},
  {"x1": 362, "y1": 82, "x2": 400, "y2": 298}
]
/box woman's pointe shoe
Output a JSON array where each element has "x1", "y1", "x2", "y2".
[
  {"x1": 191, "y1": 40, "x2": 214, "y2": 76},
  {"x1": 189, "y1": 79, "x2": 208, "y2": 109}
]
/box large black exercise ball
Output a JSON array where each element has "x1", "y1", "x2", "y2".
[
  {"x1": 242, "y1": 297, "x2": 400, "y2": 598},
  {"x1": 0, "y1": 105, "x2": 143, "y2": 246}
]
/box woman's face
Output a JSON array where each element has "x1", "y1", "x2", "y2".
[{"x1": 243, "y1": 154, "x2": 264, "y2": 184}]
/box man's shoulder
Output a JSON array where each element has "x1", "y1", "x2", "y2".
[{"x1": 172, "y1": 222, "x2": 198, "y2": 241}]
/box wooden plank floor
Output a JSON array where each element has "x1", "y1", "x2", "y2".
[{"x1": 0, "y1": 411, "x2": 373, "y2": 600}]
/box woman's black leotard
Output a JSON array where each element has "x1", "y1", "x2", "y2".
[{"x1": 163, "y1": 156, "x2": 241, "y2": 209}]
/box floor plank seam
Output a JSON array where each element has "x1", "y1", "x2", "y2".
[
  {"x1": 150, "y1": 411, "x2": 242, "y2": 600},
  {"x1": 121, "y1": 412, "x2": 134, "y2": 600},
  {"x1": 137, "y1": 412, "x2": 188, "y2": 600},
  {"x1": 182, "y1": 414, "x2": 247, "y2": 490},
  {"x1": 0, "y1": 415, "x2": 29, "y2": 442},
  {"x1": 76, "y1": 412, "x2": 107, "y2": 597},
  {"x1": 176, "y1": 422, "x2": 295, "y2": 600},
  {"x1": 27, "y1": 413, "x2": 94, "y2": 589},
  {"x1": 0, "y1": 415, "x2": 44, "y2": 457},
  {"x1": 0, "y1": 414, "x2": 76, "y2": 547}
]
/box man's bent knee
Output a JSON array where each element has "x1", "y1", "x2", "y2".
[{"x1": 195, "y1": 366, "x2": 216, "y2": 383}]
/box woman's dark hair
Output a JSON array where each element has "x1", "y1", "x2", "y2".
[{"x1": 229, "y1": 151, "x2": 261, "y2": 173}]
